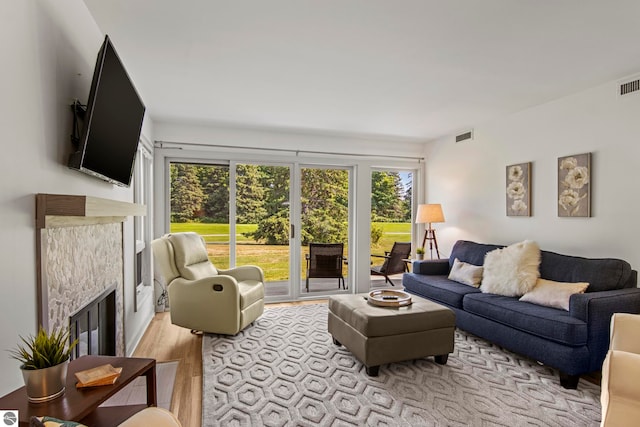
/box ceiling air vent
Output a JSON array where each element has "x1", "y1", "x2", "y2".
[
  {"x1": 455, "y1": 130, "x2": 473, "y2": 143},
  {"x1": 619, "y1": 78, "x2": 640, "y2": 96}
]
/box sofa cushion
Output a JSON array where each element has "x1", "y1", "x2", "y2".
[
  {"x1": 403, "y1": 273, "x2": 481, "y2": 309},
  {"x1": 481, "y1": 240, "x2": 541, "y2": 297},
  {"x1": 539, "y1": 251, "x2": 634, "y2": 292},
  {"x1": 519, "y1": 278, "x2": 589, "y2": 311},
  {"x1": 448, "y1": 258, "x2": 483, "y2": 287},
  {"x1": 449, "y1": 240, "x2": 502, "y2": 269},
  {"x1": 463, "y1": 292, "x2": 587, "y2": 346}
]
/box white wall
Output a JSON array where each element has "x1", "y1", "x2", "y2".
[
  {"x1": 0, "y1": 0, "x2": 153, "y2": 395},
  {"x1": 425, "y1": 77, "x2": 640, "y2": 271}
]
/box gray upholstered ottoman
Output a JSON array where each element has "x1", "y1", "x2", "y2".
[{"x1": 328, "y1": 293, "x2": 456, "y2": 376}]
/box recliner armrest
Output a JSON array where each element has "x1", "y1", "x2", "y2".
[
  {"x1": 218, "y1": 265, "x2": 265, "y2": 283},
  {"x1": 118, "y1": 407, "x2": 182, "y2": 427},
  {"x1": 412, "y1": 259, "x2": 450, "y2": 275},
  {"x1": 601, "y1": 350, "x2": 640, "y2": 426},
  {"x1": 171, "y1": 275, "x2": 241, "y2": 300},
  {"x1": 610, "y1": 313, "x2": 640, "y2": 354}
]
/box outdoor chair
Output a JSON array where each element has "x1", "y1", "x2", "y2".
[
  {"x1": 305, "y1": 243, "x2": 346, "y2": 292},
  {"x1": 370, "y1": 242, "x2": 411, "y2": 286},
  {"x1": 151, "y1": 232, "x2": 264, "y2": 335}
]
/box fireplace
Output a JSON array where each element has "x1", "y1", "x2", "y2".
[
  {"x1": 36, "y1": 194, "x2": 145, "y2": 357},
  {"x1": 69, "y1": 286, "x2": 116, "y2": 358}
]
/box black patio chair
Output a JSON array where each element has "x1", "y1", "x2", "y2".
[
  {"x1": 305, "y1": 243, "x2": 346, "y2": 292},
  {"x1": 370, "y1": 242, "x2": 411, "y2": 286}
]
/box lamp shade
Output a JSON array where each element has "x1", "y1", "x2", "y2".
[{"x1": 415, "y1": 204, "x2": 445, "y2": 224}]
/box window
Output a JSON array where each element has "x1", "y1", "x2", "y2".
[{"x1": 133, "y1": 144, "x2": 153, "y2": 311}]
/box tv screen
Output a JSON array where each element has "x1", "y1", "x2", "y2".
[{"x1": 69, "y1": 35, "x2": 145, "y2": 187}]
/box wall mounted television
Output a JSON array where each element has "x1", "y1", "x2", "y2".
[{"x1": 68, "y1": 35, "x2": 145, "y2": 187}]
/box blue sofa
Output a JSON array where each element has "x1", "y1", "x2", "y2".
[{"x1": 403, "y1": 240, "x2": 640, "y2": 389}]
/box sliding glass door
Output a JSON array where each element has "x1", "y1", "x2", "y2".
[
  {"x1": 169, "y1": 161, "x2": 352, "y2": 300},
  {"x1": 370, "y1": 169, "x2": 414, "y2": 289},
  {"x1": 299, "y1": 166, "x2": 351, "y2": 295},
  {"x1": 235, "y1": 163, "x2": 292, "y2": 297},
  {"x1": 170, "y1": 162, "x2": 231, "y2": 268}
]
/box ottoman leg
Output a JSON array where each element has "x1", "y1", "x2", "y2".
[
  {"x1": 332, "y1": 337, "x2": 342, "y2": 346},
  {"x1": 365, "y1": 365, "x2": 380, "y2": 376},
  {"x1": 434, "y1": 354, "x2": 449, "y2": 365}
]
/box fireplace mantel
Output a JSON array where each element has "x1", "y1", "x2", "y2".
[{"x1": 36, "y1": 194, "x2": 146, "y2": 229}]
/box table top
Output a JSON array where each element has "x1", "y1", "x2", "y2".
[{"x1": 0, "y1": 355, "x2": 155, "y2": 425}]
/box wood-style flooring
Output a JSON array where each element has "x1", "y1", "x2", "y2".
[
  {"x1": 133, "y1": 299, "x2": 600, "y2": 427},
  {"x1": 132, "y1": 300, "x2": 326, "y2": 427}
]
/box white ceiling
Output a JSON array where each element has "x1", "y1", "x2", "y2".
[{"x1": 83, "y1": 0, "x2": 640, "y2": 142}]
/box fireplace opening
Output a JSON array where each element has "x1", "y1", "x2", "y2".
[{"x1": 69, "y1": 286, "x2": 116, "y2": 358}]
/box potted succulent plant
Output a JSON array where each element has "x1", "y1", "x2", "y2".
[
  {"x1": 9, "y1": 326, "x2": 77, "y2": 403},
  {"x1": 416, "y1": 247, "x2": 425, "y2": 260}
]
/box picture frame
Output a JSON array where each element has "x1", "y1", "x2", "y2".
[
  {"x1": 558, "y1": 152, "x2": 591, "y2": 217},
  {"x1": 506, "y1": 162, "x2": 531, "y2": 217}
]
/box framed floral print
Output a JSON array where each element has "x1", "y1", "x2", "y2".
[
  {"x1": 506, "y1": 162, "x2": 531, "y2": 216},
  {"x1": 558, "y1": 153, "x2": 591, "y2": 217}
]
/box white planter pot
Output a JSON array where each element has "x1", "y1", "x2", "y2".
[{"x1": 21, "y1": 360, "x2": 68, "y2": 403}]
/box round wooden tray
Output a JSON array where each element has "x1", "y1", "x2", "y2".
[{"x1": 367, "y1": 290, "x2": 413, "y2": 307}]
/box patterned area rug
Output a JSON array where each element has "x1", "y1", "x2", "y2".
[{"x1": 202, "y1": 304, "x2": 601, "y2": 426}]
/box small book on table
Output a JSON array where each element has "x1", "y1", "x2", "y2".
[{"x1": 75, "y1": 364, "x2": 123, "y2": 388}]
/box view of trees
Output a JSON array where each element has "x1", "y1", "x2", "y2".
[{"x1": 170, "y1": 163, "x2": 412, "y2": 245}]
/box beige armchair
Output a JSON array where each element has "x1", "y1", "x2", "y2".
[
  {"x1": 151, "y1": 232, "x2": 264, "y2": 335},
  {"x1": 600, "y1": 313, "x2": 640, "y2": 427},
  {"x1": 118, "y1": 407, "x2": 182, "y2": 427}
]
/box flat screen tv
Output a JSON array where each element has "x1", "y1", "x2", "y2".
[{"x1": 68, "y1": 35, "x2": 145, "y2": 187}]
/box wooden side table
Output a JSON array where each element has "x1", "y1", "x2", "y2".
[{"x1": 0, "y1": 355, "x2": 156, "y2": 427}]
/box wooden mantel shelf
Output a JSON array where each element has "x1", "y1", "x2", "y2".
[{"x1": 36, "y1": 193, "x2": 146, "y2": 229}]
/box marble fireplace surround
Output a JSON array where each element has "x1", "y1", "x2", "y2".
[{"x1": 36, "y1": 194, "x2": 145, "y2": 356}]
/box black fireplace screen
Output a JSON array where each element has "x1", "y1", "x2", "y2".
[{"x1": 69, "y1": 286, "x2": 116, "y2": 358}]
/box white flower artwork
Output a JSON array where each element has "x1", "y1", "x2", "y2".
[
  {"x1": 506, "y1": 162, "x2": 531, "y2": 216},
  {"x1": 558, "y1": 153, "x2": 591, "y2": 217}
]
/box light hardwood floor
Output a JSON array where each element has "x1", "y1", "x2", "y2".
[{"x1": 132, "y1": 300, "x2": 326, "y2": 427}]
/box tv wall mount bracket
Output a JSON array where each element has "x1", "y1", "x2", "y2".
[{"x1": 70, "y1": 99, "x2": 87, "y2": 148}]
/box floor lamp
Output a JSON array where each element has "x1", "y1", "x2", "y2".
[{"x1": 415, "y1": 204, "x2": 445, "y2": 259}]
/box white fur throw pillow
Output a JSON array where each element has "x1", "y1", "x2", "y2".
[
  {"x1": 481, "y1": 240, "x2": 541, "y2": 297},
  {"x1": 448, "y1": 258, "x2": 483, "y2": 288},
  {"x1": 519, "y1": 279, "x2": 589, "y2": 311}
]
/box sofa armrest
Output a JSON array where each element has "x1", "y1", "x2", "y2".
[
  {"x1": 412, "y1": 259, "x2": 450, "y2": 275},
  {"x1": 569, "y1": 288, "x2": 640, "y2": 322},
  {"x1": 568, "y1": 288, "x2": 640, "y2": 371}
]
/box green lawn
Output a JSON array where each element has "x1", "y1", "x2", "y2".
[
  {"x1": 170, "y1": 223, "x2": 257, "y2": 242},
  {"x1": 371, "y1": 222, "x2": 411, "y2": 253},
  {"x1": 171, "y1": 222, "x2": 411, "y2": 281}
]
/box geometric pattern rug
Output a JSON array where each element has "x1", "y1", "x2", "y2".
[{"x1": 202, "y1": 304, "x2": 601, "y2": 426}]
